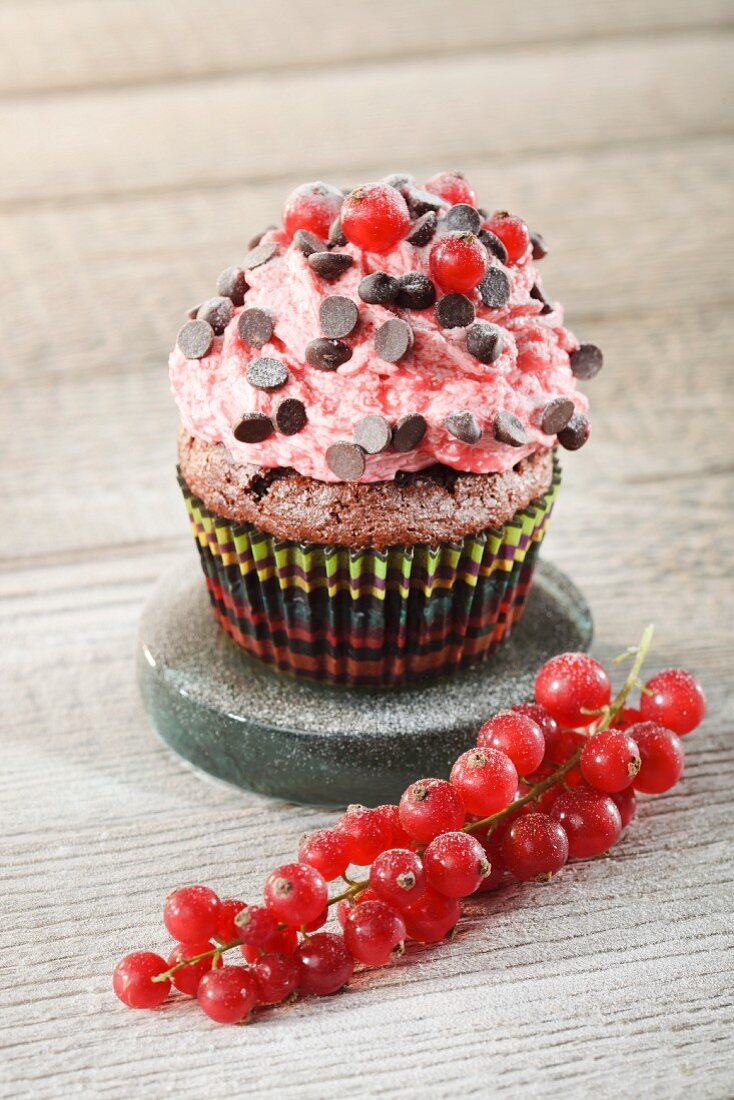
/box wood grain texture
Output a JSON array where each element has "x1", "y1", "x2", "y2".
[{"x1": 1, "y1": 4, "x2": 733, "y2": 1098}]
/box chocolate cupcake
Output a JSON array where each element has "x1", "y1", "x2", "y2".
[{"x1": 169, "y1": 174, "x2": 599, "y2": 686}]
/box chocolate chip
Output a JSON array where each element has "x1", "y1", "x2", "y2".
[
  {"x1": 319, "y1": 295, "x2": 359, "y2": 338},
  {"x1": 375, "y1": 317, "x2": 413, "y2": 362},
  {"x1": 243, "y1": 241, "x2": 278, "y2": 269},
  {"x1": 294, "y1": 229, "x2": 326, "y2": 256},
  {"x1": 326, "y1": 442, "x2": 366, "y2": 481},
  {"x1": 478, "y1": 267, "x2": 511, "y2": 308},
  {"x1": 275, "y1": 398, "x2": 307, "y2": 436},
  {"x1": 530, "y1": 232, "x2": 548, "y2": 260},
  {"x1": 354, "y1": 414, "x2": 392, "y2": 454},
  {"x1": 530, "y1": 281, "x2": 554, "y2": 315},
  {"x1": 435, "y1": 293, "x2": 475, "y2": 329},
  {"x1": 478, "y1": 229, "x2": 508, "y2": 264},
  {"x1": 407, "y1": 211, "x2": 438, "y2": 247},
  {"x1": 405, "y1": 187, "x2": 447, "y2": 217},
  {"x1": 196, "y1": 296, "x2": 233, "y2": 335},
  {"x1": 466, "y1": 321, "x2": 504, "y2": 363},
  {"x1": 247, "y1": 356, "x2": 289, "y2": 391},
  {"x1": 216, "y1": 266, "x2": 247, "y2": 306},
  {"x1": 328, "y1": 216, "x2": 347, "y2": 247},
  {"x1": 358, "y1": 272, "x2": 399, "y2": 305},
  {"x1": 558, "y1": 412, "x2": 591, "y2": 451},
  {"x1": 539, "y1": 397, "x2": 575, "y2": 434},
  {"x1": 307, "y1": 251, "x2": 354, "y2": 280},
  {"x1": 445, "y1": 411, "x2": 482, "y2": 444},
  {"x1": 395, "y1": 272, "x2": 436, "y2": 310},
  {"x1": 247, "y1": 226, "x2": 276, "y2": 250},
  {"x1": 569, "y1": 344, "x2": 604, "y2": 380},
  {"x1": 177, "y1": 319, "x2": 213, "y2": 359},
  {"x1": 393, "y1": 413, "x2": 427, "y2": 452},
  {"x1": 233, "y1": 413, "x2": 273, "y2": 443},
  {"x1": 444, "y1": 204, "x2": 482, "y2": 234},
  {"x1": 493, "y1": 409, "x2": 527, "y2": 447},
  {"x1": 238, "y1": 308, "x2": 274, "y2": 349},
  {"x1": 305, "y1": 338, "x2": 352, "y2": 371}
]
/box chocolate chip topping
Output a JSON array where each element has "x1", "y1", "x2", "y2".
[
  {"x1": 233, "y1": 413, "x2": 274, "y2": 443},
  {"x1": 530, "y1": 281, "x2": 553, "y2": 315},
  {"x1": 195, "y1": 296, "x2": 233, "y2": 335},
  {"x1": 319, "y1": 295, "x2": 359, "y2": 338},
  {"x1": 444, "y1": 204, "x2": 482, "y2": 234},
  {"x1": 493, "y1": 409, "x2": 527, "y2": 447},
  {"x1": 375, "y1": 317, "x2": 413, "y2": 362},
  {"x1": 445, "y1": 410, "x2": 482, "y2": 444},
  {"x1": 307, "y1": 251, "x2": 354, "y2": 280},
  {"x1": 539, "y1": 396, "x2": 575, "y2": 434},
  {"x1": 238, "y1": 308, "x2": 274, "y2": 349},
  {"x1": 358, "y1": 272, "x2": 400, "y2": 305},
  {"x1": 243, "y1": 241, "x2": 278, "y2": 269},
  {"x1": 328, "y1": 216, "x2": 347, "y2": 247},
  {"x1": 405, "y1": 187, "x2": 447, "y2": 217},
  {"x1": 326, "y1": 441, "x2": 366, "y2": 481},
  {"x1": 407, "y1": 211, "x2": 438, "y2": 247},
  {"x1": 466, "y1": 321, "x2": 504, "y2": 364},
  {"x1": 294, "y1": 229, "x2": 326, "y2": 256},
  {"x1": 395, "y1": 272, "x2": 436, "y2": 310},
  {"x1": 558, "y1": 412, "x2": 591, "y2": 451},
  {"x1": 354, "y1": 414, "x2": 392, "y2": 454},
  {"x1": 275, "y1": 398, "x2": 307, "y2": 436},
  {"x1": 392, "y1": 413, "x2": 427, "y2": 452},
  {"x1": 435, "y1": 293, "x2": 475, "y2": 329},
  {"x1": 530, "y1": 232, "x2": 548, "y2": 260},
  {"x1": 478, "y1": 267, "x2": 511, "y2": 308},
  {"x1": 247, "y1": 225, "x2": 276, "y2": 250},
  {"x1": 177, "y1": 319, "x2": 213, "y2": 359},
  {"x1": 478, "y1": 229, "x2": 509, "y2": 264},
  {"x1": 247, "y1": 356, "x2": 289, "y2": 391},
  {"x1": 569, "y1": 343, "x2": 604, "y2": 380},
  {"x1": 216, "y1": 266, "x2": 247, "y2": 306},
  {"x1": 305, "y1": 337, "x2": 352, "y2": 371}
]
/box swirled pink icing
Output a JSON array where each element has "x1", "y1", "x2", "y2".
[{"x1": 170, "y1": 217, "x2": 589, "y2": 483}]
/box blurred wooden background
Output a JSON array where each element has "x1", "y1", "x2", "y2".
[{"x1": 1, "y1": 2, "x2": 733, "y2": 1097}]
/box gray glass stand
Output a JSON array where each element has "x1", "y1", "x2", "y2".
[{"x1": 137, "y1": 559, "x2": 592, "y2": 807}]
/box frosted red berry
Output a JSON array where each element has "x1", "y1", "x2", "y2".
[
  {"x1": 344, "y1": 899, "x2": 406, "y2": 965},
  {"x1": 341, "y1": 183, "x2": 411, "y2": 252},
  {"x1": 402, "y1": 887, "x2": 461, "y2": 944},
  {"x1": 374, "y1": 803, "x2": 414, "y2": 848},
  {"x1": 511, "y1": 702, "x2": 561, "y2": 759},
  {"x1": 501, "y1": 813, "x2": 569, "y2": 882},
  {"x1": 617, "y1": 706, "x2": 643, "y2": 730},
  {"x1": 580, "y1": 729, "x2": 641, "y2": 793},
  {"x1": 550, "y1": 788, "x2": 622, "y2": 859},
  {"x1": 429, "y1": 232, "x2": 487, "y2": 293},
  {"x1": 295, "y1": 932, "x2": 354, "y2": 996},
  {"x1": 399, "y1": 778, "x2": 465, "y2": 844},
  {"x1": 611, "y1": 785, "x2": 637, "y2": 828},
  {"x1": 113, "y1": 951, "x2": 170, "y2": 1009},
  {"x1": 197, "y1": 965, "x2": 259, "y2": 1024},
  {"x1": 234, "y1": 903, "x2": 279, "y2": 948},
  {"x1": 240, "y1": 924, "x2": 298, "y2": 964},
  {"x1": 214, "y1": 899, "x2": 247, "y2": 942},
  {"x1": 450, "y1": 747, "x2": 518, "y2": 816},
  {"x1": 629, "y1": 722, "x2": 685, "y2": 793},
  {"x1": 282, "y1": 181, "x2": 343, "y2": 241},
  {"x1": 298, "y1": 828, "x2": 351, "y2": 881},
  {"x1": 424, "y1": 171, "x2": 477, "y2": 207},
  {"x1": 263, "y1": 863, "x2": 328, "y2": 927},
  {"x1": 477, "y1": 711, "x2": 545, "y2": 775},
  {"x1": 640, "y1": 669, "x2": 706, "y2": 735},
  {"x1": 168, "y1": 942, "x2": 218, "y2": 996},
  {"x1": 423, "y1": 831, "x2": 490, "y2": 898},
  {"x1": 335, "y1": 805, "x2": 392, "y2": 864},
  {"x1": 483, "y1": 212, "x2": 530, "y2": 264},
  {"x1": 252, "y1": 953, "x2": 299, "y2": 1005},
  {"x1": 535, "y1": 653, "x2": 612, "y2": 729},
  {"x1": 369, "y1": 848, "x2": 425, "y2": 908},
  {"x1": 163, "y1": 885, "x2": 221, "y2": 943}
]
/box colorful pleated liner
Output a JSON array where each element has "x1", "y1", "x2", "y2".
[{"x1": 179, "y1": 460, "x2": 560, "y2": 687}]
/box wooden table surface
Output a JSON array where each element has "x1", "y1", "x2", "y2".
[{"x1": 2, "y1": 3, "x2": 733, "y2": 1097}]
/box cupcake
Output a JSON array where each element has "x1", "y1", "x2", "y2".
[{"x1": 170, "y1": 171, "x2": 600, "y2": 687}]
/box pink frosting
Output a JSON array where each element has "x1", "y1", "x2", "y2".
[{"x1": 170, "y1": 225, "x2": 588, "y2": 482}]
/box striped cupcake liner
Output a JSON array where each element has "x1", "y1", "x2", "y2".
[{"x1": 179, "y1": 460, "x2": 560, "y2": 687}]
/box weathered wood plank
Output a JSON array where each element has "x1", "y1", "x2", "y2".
[
  {"x1": 0, "y1": 0, "x2": 730, "y2": 96},
  {"x1": 1, "y1": 34, "x2": 732, "y2": 206}
]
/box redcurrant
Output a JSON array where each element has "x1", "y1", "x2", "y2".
[
  {"x1": 197, "y1": 965, "x2": 259, "y2": 1024},
  {"x1": 483, "y1": 212, "x2": 530, "y2": 264},
  {"x1": 163, "y1": 885, "x2": 221, "y2": 943},
  {"x1": 611, "y1": 785, "x2": 637, "y2": 828},
  {"x1": 398, "y1": 778, "x2": 465, "y2": 844},
  {"x1": 640, "y1": 669, "x2": 706, "y2": 735},
  {"x1": 113, "y1": 951, "x2": 170, "y2": 1010},
  {"x1": 617, "y1": 706, "x2": 643, "y2": 730},
  {"x1": 402, "y1": 887, "x2": 461, "y2": 944},
  {"x1": 341, "y1": 183, "x2": 411, "y2": 252},
  {"x1": 263, "y1": 863, "x2": 328, "y2": 927},
  {"x1": 629, "y1": 722, "x2": 685, "y2": 793},
  {"x1": 214, "y1": 899, "x2": 247, "y2": 942},
  {"x1": 501, "y1": 813, "x2": 569, "y2": 882},
  {"x1": 369, "y1": 848, "x2": 426, "y2": 908},
  {"x1": 580, "y1": 729, "x2": 641, "y2": 793},
  {"x1": 344, "y1": 899, "x2": 406, "y2": 965},
  {"x1": 429, "y1": 232, "x2": 487, "y2": 293},
  {"x1": 477, "y1": 711, "x2": 545, "y2": 775},
  {"x1": 550, "y1": 788, "x2": 622, "y2": 858},
  {"x1": 335, "y1": 805, "x2": 392, "y2": 864},
  {"x1": 374, "y1": 804, "x2": 414, "y2": 848},
  {"x1": 234, "y1": 903, "x2": 279, "y2": 948},
  {"x1": 282, "y1": 181, "x2": 343, "y2": 241},
  {"x1": 240, "y1": 924, "x2": 298, "y2": 964},
  {"x1": 450, "y1": 748, "x2": 518, "y2": 816},
  {"x1": 422, "y1": 831, "x2": 490, "y2": 898},
  {"x1": 252, "y1": 953, "x2": 299, "y2": 1005},
  {"x1": 535, "y1": 653, "x2": 611, "y2": 729},
  {"x1": 511, "y1": 702, "x2": 561, "y2": 759},
  {"x1": 298, "y1": 828, "x2": 351, "y2": 881},
  {"x1": 168, "y1": 942, "x2": 218, "y2": 996},
  {"x1": 295, "y1": 932, "x2": 354, "y2": 996},
  {"x1": 424, "y1": 170, "x2": 477, "y2": 207}
]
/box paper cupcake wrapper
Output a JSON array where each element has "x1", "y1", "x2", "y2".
[{"x1": 179, "y1": 460, "x2": 560, "y2": 687}]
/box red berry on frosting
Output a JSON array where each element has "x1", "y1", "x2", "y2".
[
  {"x1": 341, "y1": 183, "x2": 411, "y2": 252},
  {"x1": 429, "y1": 233, "x2": 487, "y2": 293},
  {"x1": 282, "y1": 181, "x2": 344, "y2": 241},
  {"x1": 424, "y1": 171, "x2": 477, "y2": 207},
  {"x1": 483, "y1": 212, "x2": 530, "y2": 265}
]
